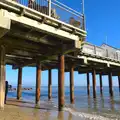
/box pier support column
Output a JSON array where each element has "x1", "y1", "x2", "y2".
[
  {"x1": 92, "y1": 69, "x2": 96, "y2": 98},
  {"x1": 0, "y1": 45, "x2": 6, "y2": 110},
  {"x1": 35, "y1": 63, "x2": 41, "y2": 105},
  {"x1": 70, "y1": 65, "x2": 74, "y2": 104},
  {"x1": 108, "y1": 72, "x2": 113, "y2": 97},
  {"x1": 48, "y1": 69, "x2": 52, "y2": 100},
  {"x1": 87, "y1": 73, "x2": 90, "y2": 96},
  {"x1": 17, "y1": 67, "x2": 22, "y2": 100},
  {"x1": 118, "y1": 76, "x2": 120, "y2": 93},
  {"x1": 99, "y1": 73, "x2": 103, "y2": 95},
  {"x1": 58, "y1": 55, "x2": 65, "y2": 111}
]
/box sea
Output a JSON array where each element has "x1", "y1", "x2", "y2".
[{"x1": 7, "y1": 86, "x2": 120, "y2": 120}]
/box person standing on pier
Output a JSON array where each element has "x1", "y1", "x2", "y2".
[{"x1": 4, "y1": 81, "x2": 8, "y2": 104}]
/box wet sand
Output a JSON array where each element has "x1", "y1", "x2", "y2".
[
  {"x1": 0, "y1": 98, "x2": 114, "y2": 120},
  {"x1": 0, "y1": 98, "x2": 74, "y2": 120}
]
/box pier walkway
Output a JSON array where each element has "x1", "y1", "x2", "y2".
[{"x1": 78, "y1": 42, "x2": 120, "y2": 75}]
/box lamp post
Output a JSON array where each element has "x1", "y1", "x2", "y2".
[
  {"x1": 48, "y1": 0, "x2": 51, "y2": 16},
  {"x1": 82, "y1": 0, "x2": 85, "y2": 30}
]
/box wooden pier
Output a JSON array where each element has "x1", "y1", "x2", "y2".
[{"x1": 0, "y1": 0, "x2": 120, "y2": 112}]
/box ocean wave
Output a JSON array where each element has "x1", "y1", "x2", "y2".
[{"x1": 64, "y1": 107, "x2": 116, "y2": 120}]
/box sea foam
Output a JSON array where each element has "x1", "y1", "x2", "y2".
[{"x1": 64, "y1": 107, "x2": 117, "y2": 120}]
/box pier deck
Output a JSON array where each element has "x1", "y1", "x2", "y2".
[
  {"x1": 0, "y1": 0, "x2": 86, "y2": 69},
  {"x1": 0, "y1": 0, "x2": 86, "y2": 58},
  {"x1": 78, "y1": 42, "x2": 120, "y2": 76}
]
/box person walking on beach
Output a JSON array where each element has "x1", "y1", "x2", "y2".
[{"x1": 4, "y1": 81, "x2": 8, "y2": 104}]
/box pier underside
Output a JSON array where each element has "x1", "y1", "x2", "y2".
[
  {"x1": 0, "y1": 5, "x2": 86, "y2": 68},
  {"x1": 0, "y1": 0, "x2": 87, "y2": 110},
  {"x1": 1, "y1": 0, "x2": 120, "y2": 112}
]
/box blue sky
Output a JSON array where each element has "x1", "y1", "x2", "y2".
[{"x1": 6, "y1": 0, "x2": 120, "y2": 86}]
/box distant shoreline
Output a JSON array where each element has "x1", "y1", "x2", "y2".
[{"x1": 9, "y1": 88, "x2": 33, "y2": 91}]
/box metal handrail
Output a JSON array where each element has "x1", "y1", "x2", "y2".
[
  {"x1": 52, "y1": 0, "x2": 83, "y2": 16},
  {"x1": 51, "y1": 2, "x2": 82, "y2": 18},
  {"x1": 10, "y1": 0, "x2": 84, "y2": 29},
  {"x1": 82, "y1": 43, "x2": 120, "y2": 62}
]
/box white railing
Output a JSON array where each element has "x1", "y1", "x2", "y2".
[
  {"x1": 11, "y1": 0, "x2": 84, "y2": 29},
  {"x1": 82, "y1": 42, "x2": 120, "y2": 61}
]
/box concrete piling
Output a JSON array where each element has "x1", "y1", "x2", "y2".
[
  {"x1": 108, "y1": 72, "x2": 113, "y2": 97},
  {"x1": 92, "y1": 69, "x2": 96, "y2": 98},
  {"x1": 87, "y1": 73, "x2": 90, "y2": 96},
  {"x1": 58, "y1": 55, "x2": 65, "y2": 111},
  {"x1": 35, "y1": 63, "x2": 41, "y2": 104},
  {"x1": 70, "y1": 65, "x2": 74, "y2": 104},
  {"x1": 118, "y1": 76, "x2": 120, "y2": 93},
  {"x1": 48, "y1": 69, "x2": 52, "y2": 100},
  {"x1": 99, "y1": 73, "x2": 103, "y2": 95},
  {"x1": 17, "y1": 67, "x2": 22, "y2": 100},
  {"x1": 0, "y1": 45, "x2": 6, "y2": 109}
]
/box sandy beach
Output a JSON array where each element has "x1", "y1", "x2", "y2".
[{"x1": 0, "y1": 98, "x2": 74, "y2": 120}]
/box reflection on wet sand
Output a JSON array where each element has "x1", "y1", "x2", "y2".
[
  {"x1": 101, "y1": 95, "x2": 105, "y2": 108},
  {"x1": 110, "y1": 96, "x2": 115, "y2": 110},
  {"x1": 57, "y1": 111, "x2": 64, "y2": 120},
  {"x1": 57, "y1": 111, "x2": 73, "y2": 120},
  {"x1": 87, "y1": 96, "x2": 91, "y2": 108},
  {"x1": 68, "y1": 112, "x2": 72, "y2": 120},
  {"x1": 86, "y1": 94, "x2": 116, "y2": 112},
  {"x1": 93, "y1": 98, "x2": 98, "y2": 110}
]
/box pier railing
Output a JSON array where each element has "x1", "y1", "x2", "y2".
[
  {"x1": 81, "y1": 42, "x2": 120, "y2": 62},
  {"x1": 12, "y1": 0, "x2": 84, "y2": 29}
]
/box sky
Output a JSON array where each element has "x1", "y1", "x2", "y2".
[{"x1": 6, "y1": 0, "x2": 120, "y2": 87}]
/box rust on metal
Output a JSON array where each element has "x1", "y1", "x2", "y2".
[
  {"x1": 48, "y1": 69, "x2": 52, "y2": 100},
  {"x1": 36, "y1": 63, "x2": 41, "y2": 104},
  {"x1": 92, "y1": 69, "x2": 96, "y2": 98},
  {"x1": 17, "y1": 67, "x2": 22, "y2": 100},
  {"x1": 58, "y1": 55, "x2": 65, "y2": 111},
  {"x1": 87, "y1": 72, "x2": 90, "y2": 96},
  {"x1": 70, "y1": 65, "x2": 75, "y2": 104}
]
